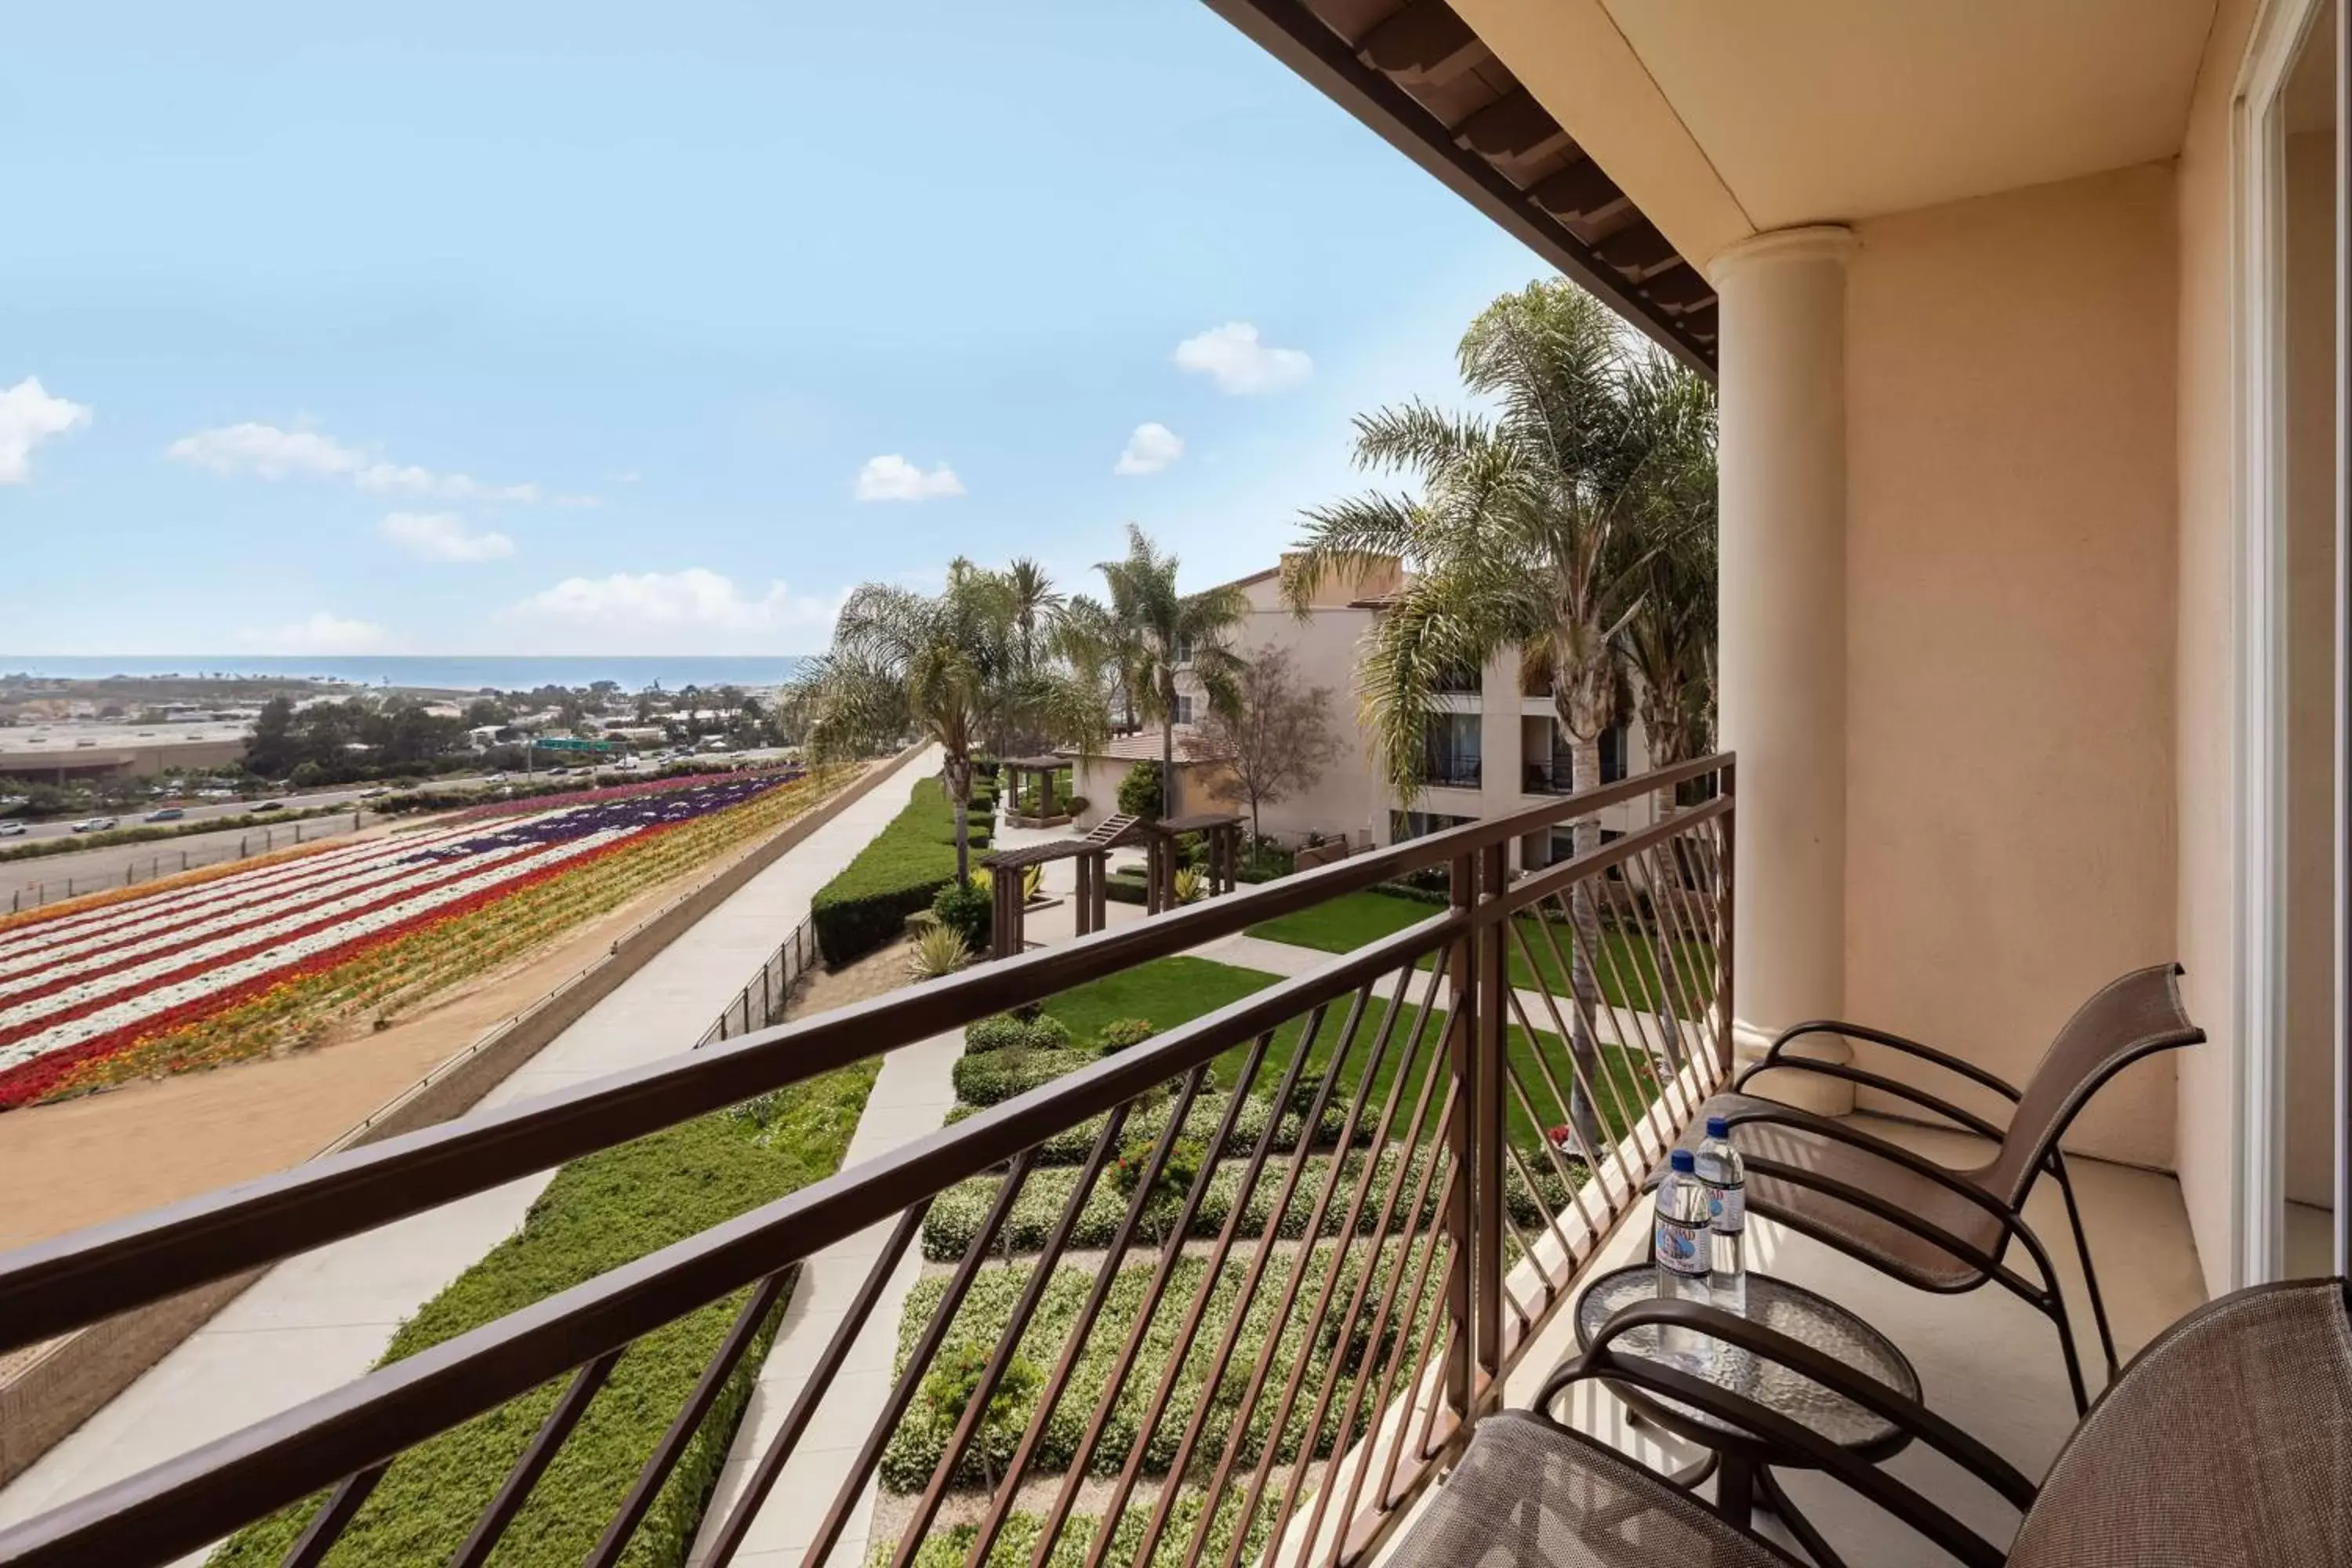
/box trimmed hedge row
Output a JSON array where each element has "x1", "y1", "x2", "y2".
[
  {"x1": 941, "y1": 1090, "x2": 1370, "y2": 1170},
  {"x1": 811, "y1": 775, "x2": 986, "y2": 967},
  {"x1": 878, "y1": 1245, "x2": 1436, "y2": 1494},
  {"x1": 212, "y1": 1062, "x2": 880, "y2": 1568},
  {"x1": 919, "y1": 1146, "x2": 1570, "y2": 1263},
  {"x1": 964, "y1": 1013, "x2": 1074, "y2": 1055},
  {"x1": 1103, "y1": 868, "x2": 1151, "y2": 906},
  {"x1": 866, "y1": 1490, "x2": 1263, "y2": 1568},
  {"x1": 950, "y1": 1046, "x2": 1102, "y2": 1106}
]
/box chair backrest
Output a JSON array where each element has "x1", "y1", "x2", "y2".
[
  {"x1": 2008, "y1": 1279, "x2": 2352, "y2": 1566},
  {"x1": 1983, "y1": 964, "x2": 2203, "y2": 1207}
]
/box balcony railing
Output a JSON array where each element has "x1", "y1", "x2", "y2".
[
  {"x1": 1421, "y1": 756, "x2": 1483, "y2": 790},
  {"x1": 0, "y1": 754, "x2": 1734, "y2": 1568},
  {"x1": 1523, "y1": 758, "x2": 1573, "y2": 796}
]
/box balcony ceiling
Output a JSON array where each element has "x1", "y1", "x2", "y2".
[{"x1": 1453, "y1": 0, "x2": 2217, "y2": 258}]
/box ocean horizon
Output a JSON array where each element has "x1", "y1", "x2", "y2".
[{"x1": 0, "y1": 655, "x2": 811, "y2": 692}]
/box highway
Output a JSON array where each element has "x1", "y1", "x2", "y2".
[{"x1": 0, "y1": 783, "x2": 405, "y2": 844}]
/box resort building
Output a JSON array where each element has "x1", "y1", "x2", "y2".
[{"x1": 1064, "y1": 556, "x2": 1656, "y2": 869}]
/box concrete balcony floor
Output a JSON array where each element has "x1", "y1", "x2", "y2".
[{"x1": 1386, "y1": 1116, "x2": 2207, "y2": 1566}]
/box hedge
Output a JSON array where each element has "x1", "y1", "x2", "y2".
[
  {"x1": 950, "y1": 1046, "x2": 1101, "y2": 1107},
  {"x1": 865, "y1": 1491, "x2": 1265, "y2": 1568},
  {"x1": 877, "y1": 1244, "x2": 1434, "y2": 1492},
  {"x1": 963, "y1": 1013, "x2": 1073, "y2": 1055},
  {"x1": 212, "y1": 1060, "x2": 880, "y2": 1568},
  {"x1": 942, "y1": 1089, "x2": 1370, "y2": 1170},
  {"x1": 918, "y1": 1145, "x2": 1568, "y2": 1263},
  {"x1": 1103, "y1": 868, "x2": 1150, "y2": 906},
  {"x1": 811, "y1": 775, "x2": 974, "y2": 967}
]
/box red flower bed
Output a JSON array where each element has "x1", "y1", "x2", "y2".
[{"x1": 441, "y1": 765, "x2": 804, "y2": 825}]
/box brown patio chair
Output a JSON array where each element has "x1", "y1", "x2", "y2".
[
  {"x1": 1673, "y1": 963, "x2": 2203, "y2": 1411},
  {"x1": 1380, "y1": 1279, "x2": 2352, "y2": 1567}
]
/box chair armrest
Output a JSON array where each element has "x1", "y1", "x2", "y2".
[{"x1": 1745, "y1": 1019, "x2": 2024, "y2": 1103}]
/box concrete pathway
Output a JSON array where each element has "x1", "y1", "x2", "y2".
[
  {"x1": 684, "y1": 1029, "x2": 961, "y2": 1568},
  {"x1": 0, "y1": 746, "x2": 945, "y2": 1548}
]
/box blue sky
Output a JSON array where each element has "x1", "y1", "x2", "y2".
[{"x1": 0, "y1": 1, "x2": 1548, "y2": 657}]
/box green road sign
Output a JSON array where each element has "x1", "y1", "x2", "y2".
[{"x1": 532, "y1": 737, "x2": 623, "y2": 754}]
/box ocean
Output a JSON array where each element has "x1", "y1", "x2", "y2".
[{"x1": 0, "y1": 655, "x2": 810, "y2": 693}]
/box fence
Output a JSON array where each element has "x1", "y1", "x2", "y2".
[
  {"x1": 0, "y1": 753, "x2": 1733, "y2": 1568},
  {"x1": 5, "y1": 815, "x2": 365, "y2": 914},
  {"x1": 695, "y1": 915, "x2": 820, "y2": 1047}
]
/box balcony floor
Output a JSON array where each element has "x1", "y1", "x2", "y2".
[{"x1": 1391, "y1": 1116, "x2": 2207, "y2": 1566}]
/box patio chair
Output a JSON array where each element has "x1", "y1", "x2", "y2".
[
  {"x1": 1379, "y1": 1279, "x2": 2352, "y2": 1568},
  {"x1": 1675, "y1": 963, "x2": 2202, "y2": 1411}
]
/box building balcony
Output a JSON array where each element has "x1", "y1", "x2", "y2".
[
  {"x1": 1421, "y1": 757, "x2": 1483, "y2": 790},
  {"x1": 0, "y1": 753, "x2": 2211, "y2": 1568},
  {"x1": 1523, "y1": 758, "x2": 1573, "y2": 795}
]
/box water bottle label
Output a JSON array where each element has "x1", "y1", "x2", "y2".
[
  {"x1": 1654, "y1": 1216, "x2": 1709, "y2": 1277},
  {"x1": 1708, "y1": 1186, "x2": 1745, "y2": 1234}
]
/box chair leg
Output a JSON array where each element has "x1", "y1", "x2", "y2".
[{"x1": 2049, "y1": 1152, "x2": 2122, "y2": 1377}]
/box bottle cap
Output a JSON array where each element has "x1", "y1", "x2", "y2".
[
  {"x1": 1669, "y1": 1149, "x2": 1695, "y2": 1173},
  {"x1": 1706, "y1": 1116, "x2": 1730, "y2": 1138}
]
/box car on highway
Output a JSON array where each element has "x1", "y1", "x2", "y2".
[
  {"x1": 144, "y1": 807, "x2": 186, "y2": 822},
  {"x1": 252, "y1": 800, "x2": 286, "y2": 812},
  {"x1": 0, "y1": 822, "x2": 26, "y2": 838},
  {"x1": 359, "y1": 787, "x2": 390, "y2": 800},
  {"x1": 482, "y1": 772, "x2": 507, "y2": 785},
  {"x1": 71, "y1": 817, "x2": 119, "y2": 833}
]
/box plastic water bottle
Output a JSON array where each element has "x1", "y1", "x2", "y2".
[
  {"x1": 1653, "y1": 1148, "x2": 1713, "y2": 1365},
  {"x1": 1696, "y1": 1116, "x2": 1748, "y2": 1316}
]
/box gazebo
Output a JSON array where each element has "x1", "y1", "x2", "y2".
[
  {"x1": 1000, "y1": 754, "x2": 1074, "y2": 828},
  {"x1": 979, "y1": 810, "x2": 1247, "y2": 956}
]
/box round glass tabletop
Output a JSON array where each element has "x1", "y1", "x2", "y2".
[{"x1": 1572, "y1": 1265, "x2": 1921, "y2": 1452}]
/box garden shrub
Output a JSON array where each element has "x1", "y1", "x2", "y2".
[
  {"x1": 950, "y1": 1046, "x2": 1098, "y2": 1106},
  {"x1": 1116, "y1": 762, "x2": 1163, "y2": 820},
  {"x1": 962, "y1": 1013, "x2": 1073, "y2": 1056},
  {"x1": 877, "y1": 1247, "x2": 1436, "y2": 1491},
  {"x1": 940, "y1": 1090, "x2": 1371, "y2": 1171},
  {"x1": 214, "y1": 1061, "x2": 880, "y2": 1568},
  {"x1": 930, "y1": 879, "x2": 992, "y2": 951},
  {"x1": 1092, "y1": 1018, "x2": 1156, "y2": 1054},
  {"x1": 1103, "y1": 868, "x2": 1150, "y2": 906}
]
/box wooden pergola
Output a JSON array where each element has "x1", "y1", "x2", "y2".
[
  {"x1": 1145, "y1": 811, "x2": 1244, "y2": 913},
  {"x1": 1000, "y1": 753, "x2": 1074, "y2": 827}
]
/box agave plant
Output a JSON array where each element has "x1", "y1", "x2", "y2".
[
  {"x1": 1172, "y1": 865, "x2": 1204, "y2": 906},
  {"x1": 907, "y1": 922, "x2": 973, "y2": 982}
]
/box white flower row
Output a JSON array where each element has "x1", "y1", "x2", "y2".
[
  {"x1": 0, "y1": 826, "x2": 639, "y2": 1071},
  {"x1": 0, "y1": 836, "x2": 561, "y2": 1009},
  {"x1": 0, "y1": 822, "x2": 500, "y2": 983},
  {"x1": 0, "y1": 820, "x2": 488, "y2": 967}
]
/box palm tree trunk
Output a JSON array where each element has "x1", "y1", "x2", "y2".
[
  {"x1": 1566, "y1": 733, "x2": 1606, "y2": 1154},
  {"x1": 1160, "y1": 701, "x2": 1177, "y2": 818},
  {"x1": 946, "y1": 752, "x2": 972, "y2": 885}
]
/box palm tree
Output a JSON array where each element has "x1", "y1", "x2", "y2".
[
  {"x1": 1051, "y1": 593, "x2": 1141, "y2": 735},
  {"x1": 1095, "y1": 524, "x2": 1249, "y2": 818},
  {"x1": 998, "y1": 557, "x2": 1064, "y2": 677},
  {"x1": 1287, "y1": 278, "x2": 1716, "y2": 1148},
  {"x1": 797, "y1": 560, "x2": 1107, "y2": 883}
]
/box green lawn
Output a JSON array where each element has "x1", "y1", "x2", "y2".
[
  {"x1": 1246, "y1": 889, "x2": 1715, "y2": 1011},
  {"x1": 1029, "y1": 956, "x2": 1660, "y2": 1161},
  {"x1": 212, "y1": 1061, "x2": 882, "y2": 1568}
]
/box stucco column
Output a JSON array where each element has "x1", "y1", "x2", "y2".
[{"x1": 1711, "y1": 226, "x2": 1856, "y2": 1114}]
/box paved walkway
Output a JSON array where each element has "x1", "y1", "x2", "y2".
[{"x1": 0, "y1": 746, "x2": 945, "y2": 1551}]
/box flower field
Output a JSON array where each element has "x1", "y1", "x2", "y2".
[{"x1": 0, "y1": 768, "x2": 838, "y2": 1109}]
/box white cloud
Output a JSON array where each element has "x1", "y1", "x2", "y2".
[
  {"x1": 0, "y1": 378, "x2": 93, "y2": 483},
  {"x1": 1173, "y1": 322, "x2": 1313, "y2": 395},
  {"x1": 506, "y1": 568, "x2": 842, "y2": 642},
  {"x1": 550, "y1": 493, "x2": 601, "y2": 509},
  {"x1": 855, "y1": 453, "x2": 965, "y2": 502},
  {"x1": 238, "y1": 612, "x2": 392, "y2": 655},
  {"x1": 379, "y1": 510, "x2": 516, "y2": 563},
  {"x1": 1113, "y1": 421, "x2": 1185, "y2": 476},
  {"x1": 354, "y1": 463, "x2": 542, "y2": 503},
  {"x1": 167, "y1": 420, "x2": 551, "y2": 503},
  {"x1": 166, "y1": 422, "x2": 365, "y2": 479}
]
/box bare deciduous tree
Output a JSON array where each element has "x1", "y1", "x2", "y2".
[{"x1": 1182, "y1": 644, "x2": 1339, "y2": 846}]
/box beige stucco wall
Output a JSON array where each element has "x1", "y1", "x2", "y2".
[
  {"x1": 2172, "y1": 0, "x2": 2259, "y2": 1298},
  {"x1": 1843, "y1": 162, "x2": 2182, "y2": 1167}
]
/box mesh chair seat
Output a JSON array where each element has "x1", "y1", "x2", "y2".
[
  {"x1": 1679, "y1": 1092, "x2": 2004, "y2": 1290},
  {"x1": 2008, "y1": 1279, "x2": 2352, "y2": 1567},
  {"x1": 1380, "y1": 1411, "x2": 1801, "y2": 1568}
]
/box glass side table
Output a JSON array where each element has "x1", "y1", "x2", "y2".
[{"x1": 1571, "y1": 1264, "x2": 1922, "y2": 1567}]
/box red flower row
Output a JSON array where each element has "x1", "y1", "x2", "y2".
[{"x1": 440, "y1": 765, "x2": 804, "y2": 825}]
